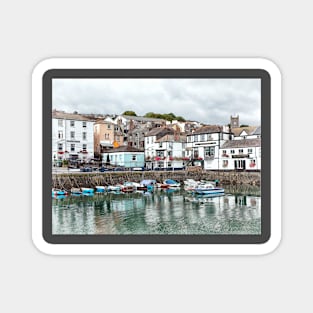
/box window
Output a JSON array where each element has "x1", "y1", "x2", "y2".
[
  {"x1": 82, "y1": 121, "x2": 87, "y2": 128},
  {"x1": 104, "y1": 133, "x2": 109, "y2": 139},
  {"x1": 58, "y1": 143, "x2": 63, "y2": 151},
  {"x1": 70, "y1": 144, "x2": 75, "y2": 152},
  {"x1": 82, "y1": 132, "x2": 87, "y2": 140},
  {"x1": 168, "y1": 151, "x2": 172, "y2": 157},
  {"x1": 239, "y1": 149, "x2": 244, "y2": 154},
  {"x1": 248, "y1": 148, "x2": 253, "y2": 154},
  {"x1": 58, "y1": 120, "x2": 63, "y2": 127},
  {"x1": 222, "y1": 150, "x2": 227, "y2": 154},
  {"x1": 132, "y1": 155, "x2": 137, "y2": 161},
  {"x1": 169, "y1": 142, "x2": 173, "y2": 149},
  {"x1": 58, "y1": 131, "x2": 63, "y2": 139},
  {"x1": 107, "y1": 124, "x2": 111, "y2": 129},
  {"x1": 70, "y1": 131, "x2": 75, "y2": 139},
  {"x1": 147, "y1": 137, "x2": 149, "y2": 144},
  {"x1": 205, "y1": 147, "x2": 215, "y2": 157},
  {"x1": 194, "y1": 135, "x2": 199, "y2": 142},
  {"x1": 200, "y1": 134, "x2": 205, "y2": 142},
  {"x1": 231, "y1": 149, "x2": 235, "y2": 154},
  {"x1": 168, "y1": 162, "x2": 172, "y2": 167},
  {"x1": 82, "y1": 144, "x2": 87, "y2": 151},
  {"x1": 157, "y1": 151, "x2": 164, "y2": 157},
  {"x1": 70, "y1": 120, "x2": 75, "y2": 127},
  {"x1": 159, "y1": 142, "x2": 163, "y2": 148}
]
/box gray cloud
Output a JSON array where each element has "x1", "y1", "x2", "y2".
[{"x1": 52, "y1": 78, "x2": 261, "y2": 125}]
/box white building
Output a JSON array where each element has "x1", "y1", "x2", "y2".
[
  {"x1": 52, "y1": 111, "x2": 95, "y2": 163},
  {"x1": 220, "y1": 138, "x2": 261, "y2": 171},
  {"x1": 186, "y1": 125, "x2": 232, "y2": 170},
  {"x1": 150, "y1": 134, "x2": 187, "y2": 170}
]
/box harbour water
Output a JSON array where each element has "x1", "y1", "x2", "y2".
[{"x1": 52, "y1": 187, "x2": 261, "y2": 235}]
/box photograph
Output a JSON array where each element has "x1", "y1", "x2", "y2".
[{"x1": 51, "y1": 77, "x2": 262, "y2": 236}]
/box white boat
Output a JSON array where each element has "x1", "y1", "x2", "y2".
[
  {"x1": 107, "y1": 185, "x2": 121, "y2": 192},
  {"x1": 194, "y1": 183, "x2": 224, "y2": 195},
  {"x1": 81, "y1": 187, "x2": 94, "y2": 194},
  {"x1": 163, "y1": 179, "x2": 181, "y2": 188},
  {"x1": 95, "y1": 186, "x2": 106, "y2": 192}
]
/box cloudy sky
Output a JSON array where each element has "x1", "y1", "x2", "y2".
[{"x1": 52, "y1": 78, "x2": 261, "y2": 126}]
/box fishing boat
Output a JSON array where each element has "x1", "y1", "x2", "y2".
[
  {"x1": 81, "y1": 187, "x2": 94, "y2": 194},
  {"x1": 52, "y1": 188, "x2": 68, "y2": 196},
  {"x1": 193, "y1": 183, "x2": 224, "y2": 195}
]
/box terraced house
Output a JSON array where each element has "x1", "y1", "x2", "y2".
[{"x1": 52, "y1": 110, "x2": 95, "y2": 164}]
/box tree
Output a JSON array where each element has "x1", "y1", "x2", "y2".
[
  {"x1": 240, "y1": 124, "x2": 249, "y2": 127},
  {"x1": 123, "y1": 111, "x2": 137, "y2": 116}
]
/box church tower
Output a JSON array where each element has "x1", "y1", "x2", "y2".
[{"x1": 230, "y1": 115, "x2": 239, "y2": 128}]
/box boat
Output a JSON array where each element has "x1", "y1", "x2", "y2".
[
  {"x1": 81, "y1": 187, "x2": 94, "y2": 194},
  {"x1": 138, "y1": 179, "x2": 156, "y2": 191},
  {"x1": 193, "y1": 183, "x2": 224, "y2": 195},
  {"x1": 95, "y1": 186, "x2": 106, "y2": 193},
  {"x1": 52, "y1": 188, "x2": 68, "y2": 196},
  {"x1": 71, "y1": 188, "x2": 82, "y2": 195},
  {"x1": 107, "y1": 185, "x2": 121, "y2": 192},
  {"x1": 163, "y1": 179, "x2": 181, "y2": 188},
  {"x1": 183, "y1": 179, "x2": 200, "y2": 192}
]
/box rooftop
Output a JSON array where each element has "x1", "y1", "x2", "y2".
[
  {"x1": 105, "y1": 146, "x2": 144, "y2": 153},
  {"x1": 155, "y1": 134, "x2": 187, "y2": 143},
  {"x1": 190, "y1": 125, "x2": 223, "y2": 135},
  {"x1": 221, "y1": 138, "x2": 261, "y2": 149},
  {"x1": 52, "y1": 110, "x2": 96, "y2": 122}
]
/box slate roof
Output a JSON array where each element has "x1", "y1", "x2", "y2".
[
  {"x1": 232, "y1": 126, "x2": 258, "y2": 137},
  {"x1": 120, "y1": 115, "x2": 166, "y2": 123},
  {"x1": 221, "y1": 138, "x2": 261, "y2": 149},
  {"x1": 52, "y1": 110, "x2": 95, "y2": 122},
  {"x1": 190, "y1": 125, "x2": 223, "y2": 135},
  {"x1": 145, "y1": 127, "x2": 174, "y2": 137},
  {"x1": 155, "y1": 134, "x2": 187, "y2": 143},
  {"x1": 106, "y1": 146, "x2": 144, "y2": 153}
]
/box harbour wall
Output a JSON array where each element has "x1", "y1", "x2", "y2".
[{"x1": 52, "y1": 170, "x2": 261, "y2": 190}]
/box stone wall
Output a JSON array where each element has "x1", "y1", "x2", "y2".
[{"x1": 52, "y1": 170, "x2": 261, "y2": 190}]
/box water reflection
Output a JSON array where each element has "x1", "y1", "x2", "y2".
[{"x1": 52, "y1": 189, "x2": 261, "y2": 235}]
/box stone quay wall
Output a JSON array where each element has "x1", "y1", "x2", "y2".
[{"x1": 52, "y1": 170, "x2": 261, "y2": 190}]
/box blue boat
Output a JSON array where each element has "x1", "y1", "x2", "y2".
[
  {"x1": 95, "y1": 186, "x2": 106, "y2": 193},
  {"x1": 81, "y1": 187, "x2": 94, "y2": 195}
]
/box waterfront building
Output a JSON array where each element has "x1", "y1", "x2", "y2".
[
  {"x1": 186, "y1": 125, "x2": 231, "y2": 170},
  {"x1": 220, "y1": 138, "x2": 261, "y2": 170},
  {"x1": 93, "y1": 120, "x2": 124, "y2": 157},
  {"x1": 101, "y1": 146, "x2": 145, "y2": 169},
  {"x1": 52, "y1": 110, "x2": 95, "y2": 164},
  {"x1": 144, "y1": 127, "x2": 175, "y2": 169},
  {"x1": 152, "y1": 134, "x2": 187, "y2": 170}
]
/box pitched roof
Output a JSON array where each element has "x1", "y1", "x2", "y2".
[
  {"x1": 119, "y1": 115, "x2": 166, "y2": 123},
  {"x1": 191, "y1": 125, "x2": 223, "y2": 135},
  {"x1": 145, "y1": 127, "x2": 174, "y2": 137},
  {"x1": 106, "y1": 146, "x2": 144, "y2": 153},
  {"x1": 52, "y1": 110, "x2": 95, "y2": 122},
  {"x1": 232, "y1": 126, "x2": 258, "y2": 137},
  {"x1": 221, "y1": 138, "x2": 261, "y2": 149},
  {"x1": 155, "y1": 134, "x2": 187, "y2": 143}
]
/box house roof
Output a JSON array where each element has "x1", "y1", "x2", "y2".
[
  {"x1": 105, "y1": 146, "x2": 144, "y2": 153},
  {"x1": 119, "y1": 115, "x2": 167, "y2": 123},
  {"x1": 145, "y1": 127, "x2": 174, "y2": 137},
  {"x1": 52, "y1": 110, "x2": 95, "y2": 122},
  {"x1": 232, "y1": 126, "x2": 258, "y2": 137},
  {"x1": 190, "y1": 125, "x2": 223, "y2": 135},
  {"x1": 221, "y1": 138, "x2": 261, "y2": 149},
  {"x1": 252, "y1": 126, "x2": 261, "y2": 135},
  {"x1": 155, "y1": 134, "x2": 187, "y2": 143}
]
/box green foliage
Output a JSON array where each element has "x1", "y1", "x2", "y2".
[
  {"x1": 123, "y1": 111, "x2": 137, "y2": 116},
  {"x1": 240, "y1": 124, "x2": 249, "y2": 127},
  {"x1": 144, "y1": 112, "x2": 186, "y2": 122}
]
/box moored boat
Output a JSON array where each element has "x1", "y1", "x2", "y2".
[
  {"x1": 52, "y1": 188, "x2": 68, "y2": 196},
  {"x1": 81, "y1": 187, "x2": 94, "y2": 194},
  {"x1": 71, "y1": 187, "x2": 82, "y2": 195},
  {"x1": 193, "y1": 183, "x2": 224, "y2": 195},
  {"x1": 163, "y1": 179, "x2": 181, "y2": 188},
  {"x1": 95, "y1": 186, "x2": 106, "y2": 193}
]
